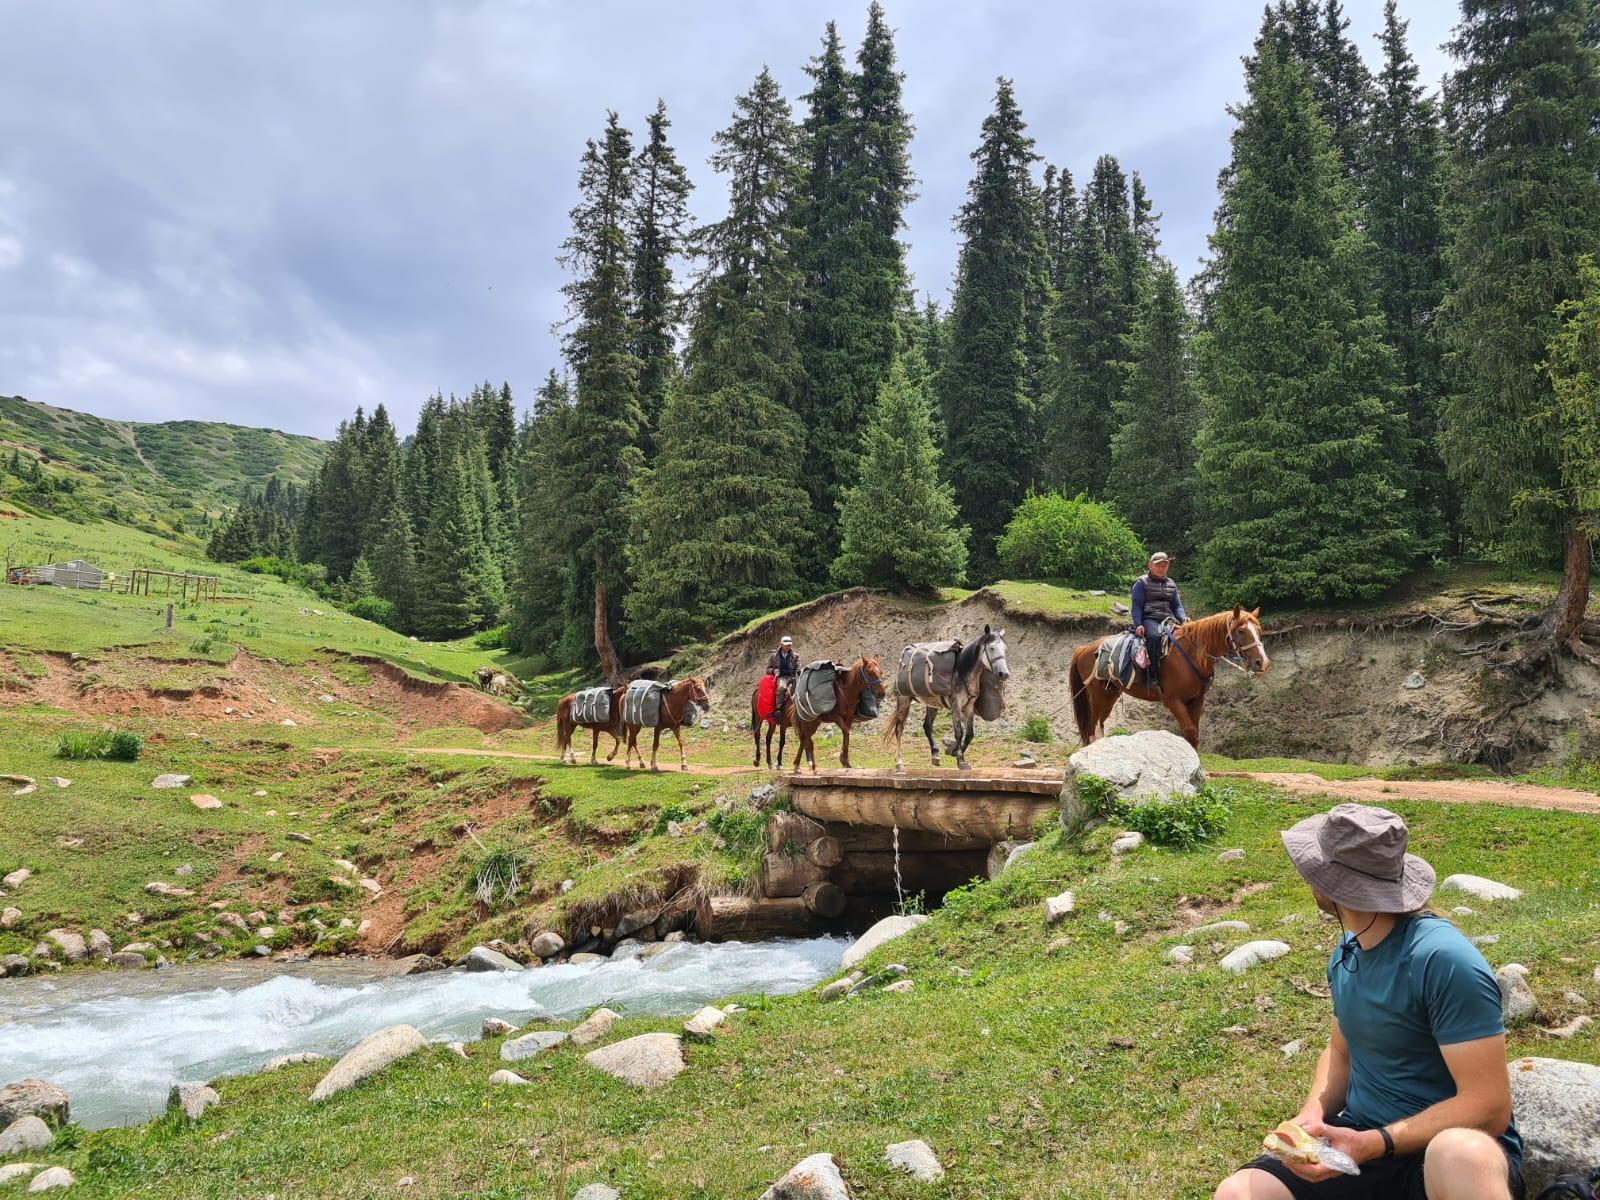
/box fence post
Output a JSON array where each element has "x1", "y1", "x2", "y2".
[{"x1": 166, "y1": 603, "x2": 173, "y2": 629}]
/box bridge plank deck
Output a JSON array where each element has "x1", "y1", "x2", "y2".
[{"x1": 786, "y1": 767, "x2": 1063, "y2": 796}]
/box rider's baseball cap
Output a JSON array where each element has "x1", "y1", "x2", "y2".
[
  {"x1": 1149, "y1": 552, "x2": 1171, "y2": 565},
  {"x1": 780, "y1": 636, "x2": 793, "y2": 646}
]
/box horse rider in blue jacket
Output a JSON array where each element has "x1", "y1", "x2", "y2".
[{"x1": 1132, "y1": 552, "x2": 1187, "y2": 691}]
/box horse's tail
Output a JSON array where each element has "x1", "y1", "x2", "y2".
[
  {"x1": 555, "y1": 694, "x2": 575, "y2": 754},
  {"x1": 1068, "y1": 652, "x2": 1095, "y2": 747}
]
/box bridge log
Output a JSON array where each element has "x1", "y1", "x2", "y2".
[
  {"x1": 829, "y1": 825, "x2": 990, "y2": 854},
  {"x1": 829, "y1": 850, "x2": 989, "y2": 896},
  {"x1": 696, "y1": 895, "x2": 825, "y2": 941},
  {"x1": 766, "y1": 811, "x2": 827, "y2": 852},
  {"x1": 804, "y1": 835, "x2": 844, "y2": 868},
  {"x1": 790, "y1": 785, "x2": 1056, "y2": 842},
  {"x1": 762, "y1": 852, "x2": 827, "y2": 897},
  {"x1": 801, "y1": 881, "x2": 846, "y2": 919}
]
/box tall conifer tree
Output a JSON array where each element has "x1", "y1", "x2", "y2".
[
  {"x1": 937, "y1": 78, "x2": 1040, "y2": 583},
  {"x1": 630, "y1": 100, "x2": 694, "y2": 446},
  {"x1": 1196, "y1": 34, "x2": 1413, "y2": 602}
]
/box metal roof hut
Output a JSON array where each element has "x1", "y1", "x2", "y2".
[{"x1": 34, "y1": 559, "x2": 106, "y2": 590}]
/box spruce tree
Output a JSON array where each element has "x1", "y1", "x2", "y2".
[
  {"x1": 832, "y1": 355, "x2": 968, "y2": 590},
  {"x1": 369, "y1": 500, "x2": 419, "y2": 631},
  {"x1": 1365, "y1": 0, "x2": 1449, "y2": 549},
  {"x1": 1107, "y1": 261, "x2": 1200, "y2": 558},
  {"x1": 937, "y1": 78, "x2": 1040, "y2": 583},
  {"x1": 1439, "y1": 0, "x2": 1600, "y2": 647},
  {"x1": 413, "y1": 454, "x2": 489, "y2": 639},
  {"x1": 558, "y1": 112, "x2": 644, "y2": 679},
  {"x1": 626, "y1": 70, "x2": 814, "y2": 648},
  {"x1": 1196, "y1": 35, "x2": 1413, "y2": 602},
  {"x1": 630, "y1": 100, "x2": 693, "y2": 446},
  {"x1": 346, "y1": 555, "x2": 377, "y2": 602},
  {"x1": 509, "y1": 371, "x2": 584, "y2": 660}
]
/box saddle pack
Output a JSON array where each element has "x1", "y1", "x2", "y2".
[
  {"x1": 1093, "y1": 633, "x2": 1143, "y2": 688},
  {"x1": 897, "y1": 640, "x2": 961, "y2": 704},
  {"x1": 571, "y1": 686, "x2": 612, "y2": 726},
  {"x1": 755, "y1": 673, "x2": 779, "y2": 722},
  {"x1": 795, "y1": 660, "x2": 839, "y2": 724},
  {"x1": 622, "y1": 679, "x2": 672, "y2": 728}
]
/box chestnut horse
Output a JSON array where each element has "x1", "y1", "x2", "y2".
[
  {"x1": 793, "y1": 657, "x2": 887, "y2": 773},
  {"x1": 1068, "y1": 606, "x2": 1269, "y2": 749},
  {"x1": 555, "y1": 685, "x2": 626, "y2": 765},
  {"x1": 623, "y1": 676, "x2": 712, "y2": 772},
  {"x1": 750, "y1": 674, "x2": 793, "y2": 768}
]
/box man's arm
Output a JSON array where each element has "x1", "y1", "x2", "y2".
[
  {"x1": 1131, "y1": 579, "x2": 1146, "y2": 631},
  {"x1": 1172, "y1": 584, "x2": 1188, "y2": 624},
  {"x1": 1296, "y1": 1020, "x2": 1352, "y2": 1126}
]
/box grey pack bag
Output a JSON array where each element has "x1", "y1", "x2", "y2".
[
  {"x1": 975, "y1": 674, "x2": 1005, "y2": 721},
  {"x1": 623, "y1": 680, "x2": 670, "y2": 728},
  {"x1": 897, "y1": 640, "x2": 961, "y2": 703},
  {"x1": 572, "y1": 687, "x2": 612, "y2": 726},
  {"x1": 795, "y1": 660, "x2": 838, "y2": 723}
]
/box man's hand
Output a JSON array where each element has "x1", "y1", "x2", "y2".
[
  {"x1": 1300, "y1": 1119, "x2": 1385, "y2": 1168},
  {"x1": 1135, "y1": 625, "x2": 1145, "y2": 637}
]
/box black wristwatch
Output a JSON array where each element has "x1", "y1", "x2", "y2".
[{"x1": 1378, "y1": 1127, "x2": 1395, "y2": 1160}]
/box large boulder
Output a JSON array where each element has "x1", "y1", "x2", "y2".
[
  {"x1": 840, "y1": 915, "x2": 928, "y2": 970},
  {"x1": 42, "y1": 930, "x2": 86, "y2": 965},
  {"x1": 1065, "y1": 731, "x2": 1206, "y2": 817},
  {"x1": 454, "y1": 946, "x2": 522, "y2": 972},
  {"x1": 309, "y1": 1025, "x2": 427, "y2": 1102},
  {"x1": 0, "y1": 1116, "x2": 52, "y2": 1157},
  {"x1": 583, "y1": 1033, "x2": 685, "y2": 1088},
  {"x1": 0, "y1": 1081, "x2": 68, "y2": 1129},
  {"x1": 1510, "y1": 1057, "x2": 1600, "y2": 1193},
  {"x1": 758, "y1": 1153, "x2": 852, "y2": 1200}
]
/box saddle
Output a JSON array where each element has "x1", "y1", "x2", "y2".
[
  {"x1": 755, "y1": 674, "x2": 780, "y2": 722},
  {"x1": 1093, "y1": 633, "x2": 1144, "y2": 688},
  {"x1": 795, "y1": 660, "x2": 839, "y2": 724},
  {"x1": 897, "y1": 640, "x2": 961, "y2": 704}
]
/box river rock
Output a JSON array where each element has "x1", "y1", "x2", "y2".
[
  {"x1": 1497, "y1": 966, "x2": 1538, "y2": 1024},
  {"x1": 1510, "y1": 1057, "x2": 1600, "y2": 1193},
  {"x1": 0, "y1": 1081, "x2": 67, "y2": 1129},
  {"x1": 1220, "y1": 941, "x2": 1291, "y2": 974},
  {"x1": 455, "y1": 946, "x2": 522, "y2": 973},
  {"x1": 0, "y1": 1117, "x2": 52, "y2": 1156},
  {"x1": 1167, "y1": 945, "x2": 1195, "y2": 965},
  {"x1": 0, "y1": 1165, "x2": 37, "y2": 1186},
  {"x1": 144, "y1": 882, "x2": 193, "y2": 898},
  {"x1": 840, "y1": 914, "x2": 929, "y2": 970},
  {"x1": 0, "y1": 955, "x2": 29, "y2": 978},
  {"x1": 1111, "y1": 831, "x2": 1145, "y2": 855},
  {"x1": 1195, "y1": 921, "x2": 1251, "y2": 936},
  {"x1": 683, "y1": 1006, "x2": 726, "y2": 1041},
  {"x1": 569, "y1": 951, "x2": 606, "y2": 965},
  {"x1": 569, "y1": 1008, "x2": 618, "y2": 1047},
  {"x1": 42, "y1": 930, "x2": 86, "y2": 965},
  {"x1": 1440, "y1": 874, "x2": 1521, "y2": 902},
  {"x1": 1, "y1": 870, "x2": 31, "y2": 891},
  {"x1": 583, "y1": 1033, "x2": 684, "y2": 1088},
  {"x1": 24, "y1": 1167, "x2": 73, "y2": 1192},
  {"x1": 885, "y1": 1139, "x2": 944, "y2": 1182},
  {"x1": 758, "y1": 1153, "x2": 851, "y2": 1200},
  {"x1": 1217, "y1": 848, "x2": 1246, "y2": 863},
  {"x1": 109, "y1": 951, "x2": 146, "y2": 969},
  {"x1": 527, "y1": 930, "x2": 564, "y2": 959},
  {"x1": 167, "y1": 1081, "x2": 219, "y2": 1121},
  {"x1": 261, "y1": 1052, "x2": 326, "y2": 1072},
  {"x1": 499, "y1": 1031, "x2": 569, "y2": 1063},
  {"x1": 614, "y1": 907, "x2": 659, "y2": 939},
  {"x1": 488, "y1": 1069, "x2": 528, "y2": 1086},
  {"x1": 819, "y1": 973, "x2": 860, "y2": 1002},
  {"x1": 1066, "y1": 730, "x2": 1206, "y2": 811},
  {"x1": 0, "y1": 908, "x2": 19, "y2": 930},
  {"x1": 309, "y1": 1025, "x2": 427, "y2": 1102},
  {"x1": 150, "y1": 774, "x2": 191, "y2": 789},
  {"x1": 481, "y1": 1017, "x2": 518, "y2": 1038}
]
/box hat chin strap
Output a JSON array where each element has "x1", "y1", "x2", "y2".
[{"x1": 1333, "y1": 903, "x2": 1383, "y2": 973}]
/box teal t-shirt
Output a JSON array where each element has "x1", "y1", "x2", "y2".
[{"x1": 1329, "y1": 915, "x2": 1520, "y2": 1166}]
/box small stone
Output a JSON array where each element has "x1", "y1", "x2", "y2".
[
  {"x1": 0, "y1": 954, "x2": 30, "y2": 978},
  {"x1": 570, "y1": 1008, "x2": 618, "y2": 1047},
  {"x1": 1043, "y1": 890, "x2": 1076, "y2": 923},
  {"x1": 819, "y1": 974, "x2": 860, "y2": 1002},
  {"x1": 267, "y1": 852, "x2": 283, "y2": 863},
  {"x1": 455, "y1": 946, "x2": 521, "y2": 973},
  {"x1": 43, "y1": 930, "x2": 87, "y2": 964},
  {"x1": 281, "y1": 719, "x2": 297, "y2": 728},
  {"x1": 319, "y1": 694, "x2": 335, "y2": 703},
  {"x1": 47, "y1": 778, "x2": 69, "y2": 789},
  {"x1": 1195, "y1": 920, "x2": 1251, "y2": 935},
  {"x1": 1045, "y1": 937, "x2": 1071, "y2": 954},
  {"x1": 488, "y1": 1069, "x2": 528, "y2": 1086},
  {"x1": 758, "y1": 1153, "x2": 850, "y2": 1200},
  {"x1": 309, "y1": 1025, "x2": 427, "y2": 1102},
  {"x1": 0, "y1": 1166, "x2": 37, "y2": 1187},
  {"x1": 481, "y1": 1017, "x2": 517, "y2": 1038},
  {"x1": 1472, "y1": 934, "x2": 1500, "y2": 946},
  {"x1": 396, "y1": 1178, "x2": 414, "y2": 1188},
  {"x1": 1404, "y1": 671, "x2": 1425, "y2": 689},
  {"x1": 190, "y1": 795, "x2": 222, "y2": 810},
  {"x1": 1440, "y1": 874, "x2": 1522, "y2": 902},
  {"x1": 1166, "y1": 945, "x2": 1194, "y2": 965},
  {"x1": 527, "y1": 930, "x2": 565, "y2": 959},
  {"x1": 87, "y1": 929, "x2": 112, "y2": 960},
  {"x1": 167, "y1": 1081, "x2": 220, "y2": 1122},
  {"x1": 251, "y1": 789, "x2": 268, "y2": 797},
  {"x1": 684, "y1": 1006, "x2": 726, "y2": 1040},
  {"x1": 1452, "y1": 906, "x2": 1476, "y2": 917},
  {"x1": 251, "y1": 945, "x2": 270, "y2": 957},
  {"x1": 1540, "y1": 1015, "x2": 1593, "y2": 1040},
  {"x1": 1497, "y1": 966, "x2": 1539, "y2": 1025},
  {"x1": 569, "y1": 952, "x2": 605, "y2": 965},
  {"x1": 499, "y1": 1031, "x2": 569, "y2": 1063},
  {"x1": 572, "y1": 1187, "x2": 622, "y2": 1200},
  {"x1": 1, "y1": 907, "x2": 21, "y2": 929},
  {"x1": 885, "y1": 1138, "x2": 944, "y2": 1182},
  {"x1": 2, "y1": 869, "x2": 31, "y2": 890},
  {"x1": 0, "y1": 1116, "x2": 52, "y2": 1156},
  {"x1": 358, "y1": 878, "x2": 382, "y2": 896},
  {"x1": 1219, "y1": 940, "x2": 1292, "y2": 974},
  {"x1": 174, "y1": 864, "x2": 193, "y2": 877},
  {"x1": 1113, "y1": 920, "x2": 1130, "y2": 936},
  {"x1": 1564, "y1": 991, "x2": 1588, "y2": 1008},
  {"x1": 215, "y1": 912, "x2": 247, "y2": 932},
  {"x1": 261, "y1": 1052, "x2": 326, "y2": 1072},
  {"x1": 150, "y1": 774, "x2": 191, "y2": 789},
  {"x1": 25, "y1": 1167, "x2": 75, "y2": 1191},
  {"x1": 1281, "y1": 1038, "x2": 1305, "y2": 1058},
  {"x1": 445, "y1": 1042, "x2": 468, "y2": 1059},
  {"x1": 883, "y1": 979, "x2": 915, "y2": 994},
  {"x1": 1111, "y1": 831, "x2": 1145, "y2": 855},
  {"x1": 1217, "y1": 848, "x2": 1246, "y2": 863},
  {"x1": 583, "y1": 1032, "x2": 685, "y2": 1088},
  {"x1": 286, "y1": 832, "x2": 312, "y2": 845}
]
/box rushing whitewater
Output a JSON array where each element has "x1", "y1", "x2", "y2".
[{"x1": 0, "y1": 937, "x2": 846, "y2": 1128}]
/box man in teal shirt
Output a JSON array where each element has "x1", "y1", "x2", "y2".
[{"x1": 1213, "y1": 803, "x2": 1522, "y2": 1200}]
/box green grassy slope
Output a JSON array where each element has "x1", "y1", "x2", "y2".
[{"x1": 0, "y1": 394, "x2": 324, "y2": 539}]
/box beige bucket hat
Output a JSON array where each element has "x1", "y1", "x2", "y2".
[{"x1": 1281, "y1": 803, "x2": 1437, "y2": 912}]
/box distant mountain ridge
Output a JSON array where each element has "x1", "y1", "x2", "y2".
[{"x1": 0, "y1": 394, "x2": 326, "y2": 541}]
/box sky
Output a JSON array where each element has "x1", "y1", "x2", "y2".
[{"x1": 0, "y1": 1, "x2": 1457, "y2": 441}]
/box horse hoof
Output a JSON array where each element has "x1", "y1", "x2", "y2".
[{"x1": 958, "y1": 761, "x2": 973, "y2": 773}]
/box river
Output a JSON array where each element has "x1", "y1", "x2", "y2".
[{"x1": 0, "y1": 937, "x2": 847, "y2": 1128}]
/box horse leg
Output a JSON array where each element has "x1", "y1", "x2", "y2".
[
  {"x1": 650, "y1": 728, "x2": 663, "y2": 773},
  {"x1": 589, "y1": 728, "x2": 600, "y2": 765},
  {"x1": 838, "y1": 719, "x2": 851, "y2": 769},
  {"x1": 1183, "y1": 693, "x2": 1206, "y2": 751},
  {"x1": 923, "y1": 707, "x2": 940, "y2": 768},
  {"x1": 890, "y1": 695, "x2": 910, "y2": 773},
  {"x1": 674, "y1": 724, "x2": 688, "y2": 772},
  {"x1": 1160, "y1": 692, "x2": 1200, "y2": 748},
  {"x1": 606, "y1": 732, "x2": 619, "y2": 762},
  {"x1": 753, "y1": 704, "x2": 762, "y2": 767}
]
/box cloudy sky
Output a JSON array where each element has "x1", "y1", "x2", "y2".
[{"x1": 0, "y1": 1, "x2": 1456, "y2": 440}]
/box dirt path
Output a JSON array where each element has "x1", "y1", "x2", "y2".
[
  {"x1": 1223, "y1": 771, "x2": 1600, "y2": 815},
  {"x1": 314, "y1": 744, "x2": 767, "y2": 777}
]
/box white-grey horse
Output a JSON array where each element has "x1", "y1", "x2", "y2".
[{"x1": 886, "y1": 626, "x2": 1011, "y2": 772}]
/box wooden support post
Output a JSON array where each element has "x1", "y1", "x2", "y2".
[
  {"x1": 695, "y1": 895, "x2": 828, "y2": 941},
  {"x1": 766, "y1": 811, "x2": 827, "y2": 853},
  {"x1": 801, "y1": 882, "x2": 846, "y2": 919}
]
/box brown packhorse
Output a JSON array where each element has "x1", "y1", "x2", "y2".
[
  {"x1": 1069, "y1": 606, "x2": 1269, "y2": 749},
  {"x1": 554, "y1": 685, "x2": 626, "y2": 765},
  {"x1": 623, "y1": 677, "x2": 712, "y2": 772},
  {"x1": 750, "y1": 675, "x2": 793, "y2": 769},
  {"x1": 793, "y1": 657, "x2": 887, "y2": 773}
]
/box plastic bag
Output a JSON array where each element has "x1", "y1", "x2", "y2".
[{"x1": 1262, "y1": 1126, "x2": 1361, "y2": 1177}]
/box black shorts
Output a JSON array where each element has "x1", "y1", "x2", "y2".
[{"x1": 1241, "y1": 1118, "x2": 1524, "y2": 1200}]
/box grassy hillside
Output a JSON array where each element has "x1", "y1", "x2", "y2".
[{"x1": 0, "y1": 394, "x2": 324, "y2": 542}]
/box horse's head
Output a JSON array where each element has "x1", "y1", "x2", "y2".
[
  {"x1": 857, "y1": 654, "x2": 887, "y2": 698},
  {"x1": 1227, "y1": 606, "x2": 1270, "y2": 675},
  {"x1": 685, "y1": 676, "x2": 712, "y2": 708},
  {"x1": 980, "y1": 625, "x2": 1011, "y2": 682}
]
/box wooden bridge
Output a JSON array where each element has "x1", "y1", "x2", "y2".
[{"x1": 696, "y1": 767, "x2": 1065, "y2": 942}]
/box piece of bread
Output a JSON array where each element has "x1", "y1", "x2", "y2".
[{"x1": 1262, "y1": 1121, "x2": 1322, "y2": 1165}]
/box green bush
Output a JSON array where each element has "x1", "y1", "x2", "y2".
[
  {"x1": 347, "y1": 595, "x2": 399, "y2": 630},
  {"x1": 996, "y1": 493, "x2": 1145, "y2": 588},
  {"x1": 1020, "y1": 714, "x2": 1052, "y2": 743},
  {"x1": 652, "y1": 802, "x2": 695, "y2": 835},
  {"x1": 57, "y1": 728, "x2": 143, "y2": 761},
  {"x1": 1082, "y1": 780, "x2": 1234, "y2": 850},
  {"x1": 473, "y1": 624, "x2": 510, "y2": 650}
]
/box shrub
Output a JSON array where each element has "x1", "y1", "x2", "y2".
[
  {"x1": 469, "y1": 848, "x2": 525, "y2": 907},
  {"x1": 473, "y1": 624, "x2": 510, "y2": 650},
  {"x1": 652, "y1": 802, "x2": 695, "y2": 835},
  {"x1": 1081, "y1": 779, "x2": 1234, "y2": 850},
  {"x1": 996, "y1": 493, "x2": 1145, "y2": 588},
  {"x1": 1020, "y1": 714, "x2": 1052, "y2": 743},
  {"x1": 57, "y1": 728, "x2": 143, "y2": 761},
  {"x1": 347, "y1": 595, "x2": 399, "y2": 630}
]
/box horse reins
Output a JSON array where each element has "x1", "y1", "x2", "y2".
[{"x1": 1170, "y1": 619, "x2": 1265, "y2": 685}]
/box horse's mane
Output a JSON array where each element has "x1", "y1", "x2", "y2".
[
  {"x1": 954, "y1": 635, "x2": 988, "y2": 677},
  {"x1": 1177, "y1": 610, "x2": 1252, "y2": 655}
]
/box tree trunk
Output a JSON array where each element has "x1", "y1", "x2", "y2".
[
  {"x1": 593, "y1": 551, "x2": 622, "y2": 685},
  {"x1": 695, "y1": 895, "x2": 827, "y2": 941},
  {"x1": 1542, "y1": 520, "x2": 1592, "y2": 646},
  {"x1": 800, "y1": 882, "x2": 847, "y2": 918},
  {"x1": 765, "y1": 811, "x2": 826, "y2": 853}
]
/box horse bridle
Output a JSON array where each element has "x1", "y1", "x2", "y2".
[
  {"x1": 982, "y1": 637, "x2": 1009, "y2": 680},
  {"x1": 1219, "y1": 620, "x2": 1267, "y2": 675}
]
